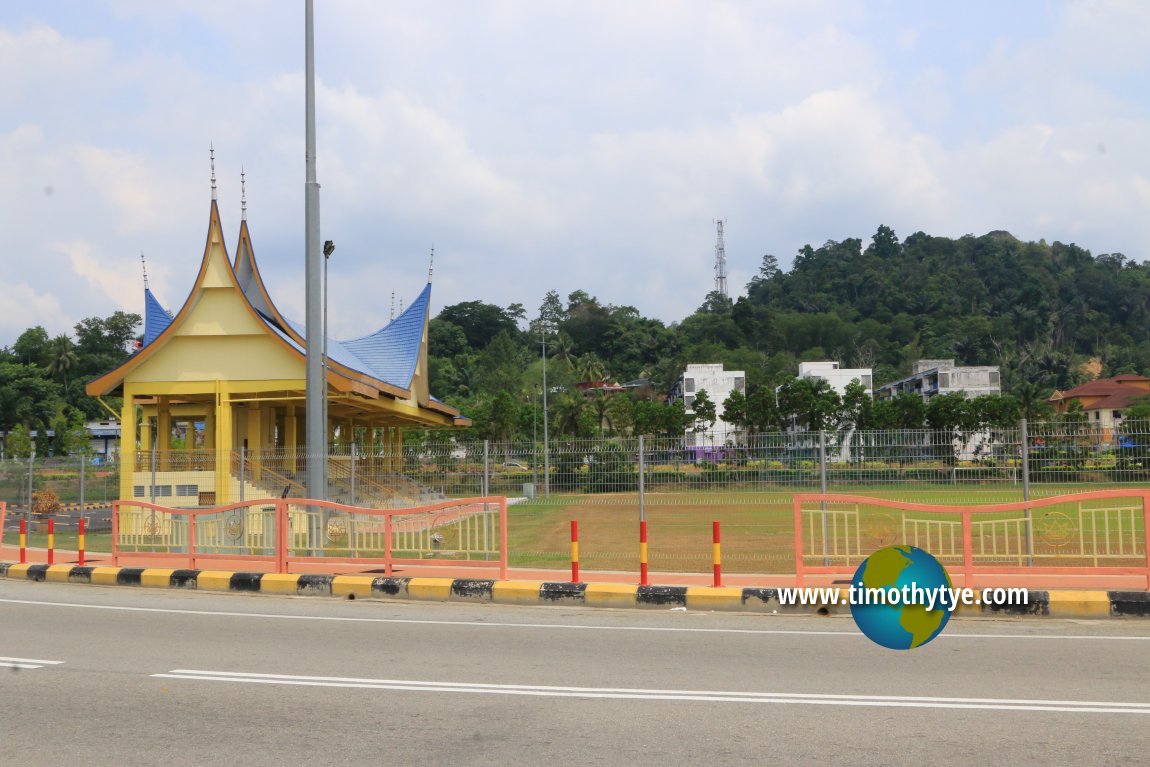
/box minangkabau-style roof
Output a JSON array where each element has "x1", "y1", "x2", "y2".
[{"x1": 90, "y1": 177, "x2": 467, "y2": 427}]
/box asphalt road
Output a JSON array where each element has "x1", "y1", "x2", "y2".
[{"x1": 2, "y1": 580, "x2": 1149, "y2": 766}]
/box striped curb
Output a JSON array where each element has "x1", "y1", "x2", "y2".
[{"x1": 0, "y1": 562, "x2": 1145, "y2": 616}]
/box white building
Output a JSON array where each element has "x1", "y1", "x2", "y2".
[
  {"x1": 680, "y1": 363, "x2": 745, "y2": 451},
  {"x1": 875, "y1": 359, "x2": 1001, "y2": 402},
  {"x1": 797, "y1": 361, "x2": 873, "y2": 396}
]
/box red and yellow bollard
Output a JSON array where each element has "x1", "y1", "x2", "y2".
[
  {"x1": 47, "y1": 518, "x2": 55, "y2": 566},
  {"x1": 19, "y1": 518, "x2": 26, "y2": 564},
  {"x1": 713, "y1": 520, "x2": 723, "y2": 588},
  {"x1": 570, "y1": 520, "x2": 580, "y2": 584},
  {"x1": 639, "y1": 520, "x2": 649, "y2": 586},
  {"x1": 78, "y1": 518, "x2": 86, "y2": 567}
]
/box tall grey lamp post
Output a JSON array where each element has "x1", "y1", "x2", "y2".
[
  {"x1": 541, "y1": 330, "x2": 550, "y2": 498},
  {"x1": 304, "y1": 0, "x2": 327, "y2": 503}
]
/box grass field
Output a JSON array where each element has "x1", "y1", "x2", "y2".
[
  {"x1": 3, "y1": 531, "x2": 115, "y2": 556},
  {"x1": 507, "y1": 483, "x2": 1150, "y2": 573}
]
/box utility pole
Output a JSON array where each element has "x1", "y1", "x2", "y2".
[
  {"x1": 542, "y1": 330, "x2": 550, "y2": 498},
  {"x1": 304, "y1": 0, "x2": 327, "y2": 502}
]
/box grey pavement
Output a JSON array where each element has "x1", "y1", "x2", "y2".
[{"x1": 1, "y1": 579, "x2": 1149, "y2": 766}]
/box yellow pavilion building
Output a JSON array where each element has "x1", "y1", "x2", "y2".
[{"x1": 87, "y1": 177, "x2": 467, "y2": 508}]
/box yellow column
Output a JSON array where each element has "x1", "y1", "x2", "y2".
[
  {"x1": 157, "y1": 396, "x2": 171, "y2": 469},
  {"x1": 139, "y1": 411, "x2": 153, "y2": 453},
  {"x1": 285, "y1": 404, "x2": 298, "y2": 472},
  {"x1": 119, "y1": 384, "x2": 139, "y2": 502},
  {"x1": 247, "y1": 405, "x2": 262, "y2": 482},
  {"x1": 395, "y1": 427, "x2": 403, "y2": 471},
  {"x1": 214, "y1": 383, "x2": 232, "y2": 504},
  {"x1": 394, "y1": 427, "x2": 403, "y2": 473},
  {"x1": 389, "y1": 427, "x2": 399, "y2": 473},
  {"x1": 383, "y1": 427, "x2": 390, "y2": 473},
  {"x1": 344, "y1": 419, "x2": 355, "y2": 455}
]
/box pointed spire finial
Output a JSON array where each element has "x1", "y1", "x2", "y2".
[
  {"x1": 140, "y1": 251, "x2": 150, "y2": 290},
  {"x1": 241, "y1": 166, "x2": 247, "y2": 221},
  {"x1": 428, "y1": 245, "x2": 435, "y2": 284},
  {"x1": 390, "y1": 291, "x2": 396, "y2": 321},
  {"x1": 210, "y1": 143, "x2": 217, "y2": 201}
]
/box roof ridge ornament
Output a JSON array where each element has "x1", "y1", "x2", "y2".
[
  {"x1": 210, "y1": 143, "x2": 217, "y2": 201},
  {"x1": 241, "y1": 166, "x2": 247, "y2": 221},
  {"x1": 428, "y1": 245, "x2": 435, "y2": 284},
  {"x1": 140, "y1": 251, "x2": 149, "y2": 289}
]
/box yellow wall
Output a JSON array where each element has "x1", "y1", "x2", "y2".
[{"x1": 126, "y1": 335, "x2": 303, "y2": 384}]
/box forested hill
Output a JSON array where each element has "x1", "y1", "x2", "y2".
[
  {"x1": 734, "y1": 226, "x2": 1150, "y2": 392},
  {"x1": 424, "y1": 225, "x2": 1150, "y2": 437}
]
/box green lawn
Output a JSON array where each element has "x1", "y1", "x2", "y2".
[
  {"x1": 5, "y1": 530, "x2": 115, "y2": 555},
  {"x1": 505, "y1": 484, "x2": 1149, "y2": 572}
]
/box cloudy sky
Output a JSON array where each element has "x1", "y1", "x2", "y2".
[{"x1": 2, "y1": 1, "x2": 1148, "y2": 346}]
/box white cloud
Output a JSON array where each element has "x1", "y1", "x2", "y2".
[
  {"x1": 0, "y1": 284, "x2": 62, "y2": 342},
  {"x1": 1, "y1": 1, "x2": 1149, "y2": 347},
  {"x1": 57, "y1": 240, "x2": 140, "y2": 312}
]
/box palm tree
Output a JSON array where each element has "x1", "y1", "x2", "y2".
[
  {"x1": 46, "y1": 335, "x2": 77, "y2": 389},
  {"x1": 588, "y1": 391, "x2": 612, "y2": 437},
  {"x1": 575, "y1": 353, "x2": 607, "y2": 384},
  {"x1": 553, "y1": 391, "x2": 586, "y2": 437},
  {"x1": 550, "y1": 332, "x2": 576, "y2": 370}
]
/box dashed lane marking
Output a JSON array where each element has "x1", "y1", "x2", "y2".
[
  {"x1": 0, "y1": 656, "x2": 65, "y2": 670},
  {"x1": 153, "y1": 669, "x2": 1150, "y2": 714}
]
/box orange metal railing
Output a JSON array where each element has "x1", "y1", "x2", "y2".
[
  {"x1": 793, "y1": 489, "x2": 1150, "y2": 589},
  {"x1": 112, "y1": 496, "x2": 508, "y2": 578}
]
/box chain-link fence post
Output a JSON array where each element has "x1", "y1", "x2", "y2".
[
  {"x1": 1021, "y1": 417, "x2": 1033, "y2": 566},
  {"x1": 638, "y1": 435, "x2": 646, "y2": 524},
  {"x1": 483, "y1": 439, "x2": 490, "y2": 560},
  {"x1": 819, "y1": 429, "x2": 829, "y2": 566},
  {"x1": 79, "y1": 452, "x2": 86, "y2": 510},
  {"x1": 26, "y1": 450, "x2": 34, "y2": 524},
  {"x1": 350, "y1": 442, "x2": 357, "y2": 506}
]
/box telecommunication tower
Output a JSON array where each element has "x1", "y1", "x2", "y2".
[{"x1": 713, "y1": 218, "x2": 728, "y2": 299}]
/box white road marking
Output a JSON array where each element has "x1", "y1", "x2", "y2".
[
  {"x1": 1, "y1": 596, "x2": 1148, "y2": 642},
  {"x1": 153, "y1": 669, "x2": 1150, "y2": 714},
  {"x1": 0, "y1": 656, "x2": 65, "y2": 669}
]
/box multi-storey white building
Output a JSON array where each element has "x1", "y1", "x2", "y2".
[
  {"x1": 875, "y1": 359, "x2": 1001, "y2": 401},
  {"x1": 680, "y1": 363, "x2": 745, "y2": 450},
  {"x1": 797, "y1": 361, "x2": 873, "y2": 396}
]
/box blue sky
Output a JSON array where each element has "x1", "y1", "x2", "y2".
[{"x1": 2, "y1": 1, "x2": 1148, "y2": 346}]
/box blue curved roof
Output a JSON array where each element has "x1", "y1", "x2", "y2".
[
  {"x1": 342, "y1": 283, "x2": 430, "y2": 390},
  {"x1": 254, "y1": 284, "x2": 429, "y2": 392},
  {"x1": 143, "y1": 288, "x2": 172, "y2": 346},
  {"x1": 230, "y1": 221, "x2": 430, "y2": 394}
]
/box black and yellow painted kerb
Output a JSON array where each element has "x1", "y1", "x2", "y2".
[{"x1": 1, "y1": 561, "x2": 1148, "y2": 616}]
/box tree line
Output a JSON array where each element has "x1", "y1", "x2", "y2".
[
  {"x1": 427, "y1": 226, "x2": 1150, "y2": 442},
  {"x1": 7, "y1": 225, "x2": 1150, "y2": 451},
  {"x1": 0, "y1": 312, "x2": 139, "y2": 456}
]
